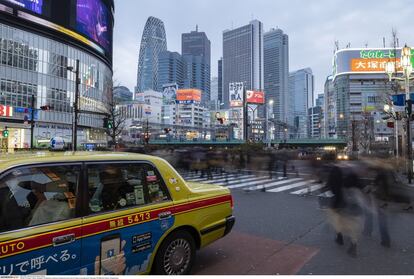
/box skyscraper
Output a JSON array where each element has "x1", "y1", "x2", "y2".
[
  {"x1": 289, "y1": 68, "x2": 314, "y2": 138},
  {"x1": 157, "y1": 51, "x2": 186, "y2": 91},
  {"x1": 223, "y1": 20, "x2": 264, "y2": 108},
  {"x1": 264, "y1": 28, "x2": 289, "y2": 129},
  {"x1": 218, "y1": 58, "x2": 223, "y2": 105},
  {"x1": 136, "y1": 16, "x2": 167, "y2": 93},
  {"x1": 181, "y1": 28, "x2": 211, "y2": 105}
]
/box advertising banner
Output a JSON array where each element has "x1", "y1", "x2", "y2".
[
  {"x1": 162, "y1": 83, "x2": 177, "y2": 105},
  {"x1": 4, "y1": 0, "x2": 43, "y2": 14},
  {"x1": 0, "y1": 105, "x2": 13, "y2": 117},
  {"x1": 246, "y1": 90, "x2": 265, "y2": 104},
  {"x1": 176, "y1": 89, "x2": 201, "y2": 104},
  {"x1": 229, "y1": 82, "x2": 244, "y2": 107},
  {"x1": 76, "y1": 0, "x2": 111, "y2": 52}
]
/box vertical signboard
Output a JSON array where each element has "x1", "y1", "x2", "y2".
[
  {"x1": 229, "y1": 82, "x2": 244, "y2": 107},
  {"x1": 162, "y1": 83, "x2": 177, "y2": 105},
  {"x1": 0, "y1": 105, "x2": 13, "y2": 117}
]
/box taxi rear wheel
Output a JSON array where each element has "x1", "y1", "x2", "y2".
[{"x1": 154, "y1": 230, "x2": 196, "y2": 275}]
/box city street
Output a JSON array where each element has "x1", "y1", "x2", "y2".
[{"x1": 193, "y1": 187, "x2": 414, "y2": 275}]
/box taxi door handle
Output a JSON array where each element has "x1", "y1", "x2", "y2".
[
  {"x1": 158, "y1": 211, "x2": 172, "y2": 220},
  {"x1": 53, "y1": 233, "x2": 75, "y2": 247}
]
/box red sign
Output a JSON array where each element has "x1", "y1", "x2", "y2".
[
  {"x1": 176, "y1": 89, "x2": 201, "y2": 102},
  {"x1": 246, "y1": 91, "x2": 265, "y2": 104},
  {"x1": 0, "y1": 105, "x2": 13, "y2": 117}
]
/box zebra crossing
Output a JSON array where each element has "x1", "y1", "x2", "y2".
[{"x1": 179, "y1": 170, "x2": 331, "y2": 197}]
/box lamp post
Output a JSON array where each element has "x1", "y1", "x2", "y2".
[
  {"x1": 266, "y1": 99, "x2": 274, "y2": 148},
  {"x1": 386, "y1": 45, "x2": 413, "y2": 183},
  {"x1": 67, "y1": 59, "x2": 80, "y2": 151}
]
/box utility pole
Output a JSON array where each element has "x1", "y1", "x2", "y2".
[
  {"x1": 30, "y1": 94, "x2": 35, "y2": 150},
  {"x1": 73, "y1": 59, "x2": 80, "y2": 152},
  {"x1": 243, "y1": 85, "x2": 248, "y2": 142}
]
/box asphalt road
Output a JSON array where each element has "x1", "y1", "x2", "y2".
[{"x1": 192, "y1": 188, "x2": 414, "y2": 275}]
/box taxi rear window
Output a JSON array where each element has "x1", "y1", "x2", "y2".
[{"x1": 87, "y1": 162, "x2": 170, "y2": 214}]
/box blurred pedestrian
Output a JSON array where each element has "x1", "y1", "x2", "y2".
[{"x1": 324, "y1": 164, "x2": 366, "y2": 257}]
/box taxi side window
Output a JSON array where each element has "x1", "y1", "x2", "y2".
[
  {"x1": 87, "y1": 163, "x2": 170, "y2": 214},
  {"x1": 0, "y1": 165, "x2": 80, "y2": 233}
]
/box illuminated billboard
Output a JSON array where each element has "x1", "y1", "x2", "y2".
[
  {"x1": 76, "y1": 0, "x2": 111, "y2": 52},
  {"x1": 0, "y1": 0, "x2": 114, "y2": 63},
  {"x1": 229, "y1": 82, "x2": 244, "y2": 107},
  {"x1": 332, "y1": 48, "x2": 414, "y2": 80},
  {"x1": 4, "y1": 0, "x2": 42, "y2": 14},
  {"x1": 176, "y1": 89, "x2": 201, "y2": 104},
  {"x1": 246, "y1": 90, "x2": 265, "y2": 104}
]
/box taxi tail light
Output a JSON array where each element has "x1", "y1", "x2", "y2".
[{"x1": 230, "y1": 195, "x2": 234, "y2": 209}]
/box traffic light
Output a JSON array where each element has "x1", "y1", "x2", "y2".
[
  {"x1": 144, "y1": 133, "x2": 150, "y2": 144},
  {"x1": 2, "y1": 126, "x2": 9, "y2": 138},
  {"x1": 164, "y1": 128, "x2": 171, "y2": 134},
  {"x1": 103, "y1": 117, "x2": 113, "y2": 129},
  {"x1": 40, "y1": 105, "x2": 51, "y2": 111}
]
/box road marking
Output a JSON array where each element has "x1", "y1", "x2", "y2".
[
  {"x1": 290, "y1": 184, "x2": 324, "y2": 195},
  {"x1": 246, "y1": 178, "x2": 303, "y2": 191},
  {"x1": 267, "y1": 180, "x2": 315, "y2": 193},
  {"x1": 227, "y1": 178, "x2": 275, "y2": 189},
  {"x1": 188, "y1": 173, "x2": 241, "y2": 182}
]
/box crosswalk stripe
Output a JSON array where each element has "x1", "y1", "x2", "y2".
[
  {"x1": 204, "y1": 174, "x2": 255, "y2": 184},
  {"x1": 290, "y1": 184, "x2": 324, "y2": 195},
  {"x1": 318, "y1": 190, "x2": 334, "y2": 198},
  {"x1": 181, "y1": 172, "x2": 231, "y2": 180},
  {"x1": 187, "y1": 173, "x2": 240, "y2": 182},
  {"x1": 267, "y1": 180, "x2": 314, "y2": 193},
  {"x1": 246, "y1": 178, "x2": 303, "y2": 191},
  {"x1": 211, "y1": 175, "x2": 261, "y2": 185},
  {"x1": 227, "y1": 177, "x2": 276, "y2": 189}
]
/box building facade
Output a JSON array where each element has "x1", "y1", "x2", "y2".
[
  {"x1": 308, "y1": 106, "x2": 323, "y2": 138},
  {"x1": 157, "y1": 51, "x2": 186, "y2": 91},
  {"x1": 182, "y1": 29, "x2": 211, "y2": 105},
  {"x1": 264, "y1": 28, "x2": 289, "y2": 131},
  {"x1": 331, "y1": 48, "x2": 396, "y2": 151},
  {"x1": 289, "y1": 68, "x2": 314, "y2": 138},
  {"x1": 136, "y1": 16, "x2": 167, "y2": 93},
  {"x1": 0, "y1": 0, "x2": 114, "y2": 151},
  {"x1": 222, "y1": 20, "x2": 264, "y2": 109},
  {"x1": 218, "y1": 57, "x2": 223, "y2": 106},
  {"x1": 113, "y1": 86, "x2": 133, "y2": 103}
]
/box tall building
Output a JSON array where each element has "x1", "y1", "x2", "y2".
[
  {"x1": 289, "y1": 68, "x2": 314, "y2": 138},
  {"x1": 183, "y1": 55, "x2": 210, "y2": 105},
  {"x1": 324, "y1": 76, "x2": 336, "y2": 138},
  {"x1": 223, "y1": 20, "x2": 264, "y2": 109},
  {"x1": 218, "y1": 58, "x2": 223, "y2": 105},
  {"x1": 157, "y1": 51, "x2": 186, "y2": 91},
  {"x1": 182, "y1": 27, "x2": 211, "y2": 63},
  {"x1": 136, "y1": 16, "x2": 167, "y2": 93},
  {"x1": 331, "y1": 48, "x2": 395, "y2": 151},
  {"x1": 264, "y1": 28, "x2": 289, "y2": 131},
  {"x1": 316, "y1": 93, "x2": 324, "y2": 108},
  {"x1": 181, "y1": 28, "x2": 211, "y2": 105},
  {"x1": 114, "y1": 86, "x2": 133, "y2": 103},
  {"x1": 0, "y1": 0, "x2": 114, "y2": 150}
]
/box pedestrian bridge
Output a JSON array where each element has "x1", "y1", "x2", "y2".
[{"x1": 146, "y1": 138, "x2": 346, "y2": 148}]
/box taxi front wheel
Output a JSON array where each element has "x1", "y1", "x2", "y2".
[{"x1": 153, "y1": 230, "x2": 196, "y2": 275}]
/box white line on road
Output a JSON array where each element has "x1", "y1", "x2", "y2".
[
  {"x1": 290, "y1": 184, "x2": 324, "y2": 195},
  {"x1": 267, "y1": 180, "x2": 315, "y2": 193},
  {"x1": 246, "y1": 178, "x2": 303, "y2": 191}
]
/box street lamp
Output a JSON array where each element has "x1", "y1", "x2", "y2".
[
  {"x1": 266, "y1": 99, "x2": 274, "y2": 147},
  {"x1": 67, "y1": 59, "x2": 80, "y2": 151},
  {"x1": 385, "y1": 45, "x2": 414, "y2": 183}
]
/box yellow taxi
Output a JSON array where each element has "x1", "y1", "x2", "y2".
[{"x1": 0, "y1": 152, "x2": 235, "y2": 275}]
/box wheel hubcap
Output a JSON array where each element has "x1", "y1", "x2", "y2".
[{"x1": 163, "y1": 238, "x2": 191, "y2": 275}]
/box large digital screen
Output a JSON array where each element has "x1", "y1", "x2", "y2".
[
  {"x1": 4, "y1": 0, "x2": 42, "y2": 14},
  {"x1": 76, "y1": 0, "x2": 111, "y2": 53}
]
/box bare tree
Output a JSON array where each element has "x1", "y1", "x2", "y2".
[{"x1": 105, "y1": 82, "x2": 126, "y2": 150}]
